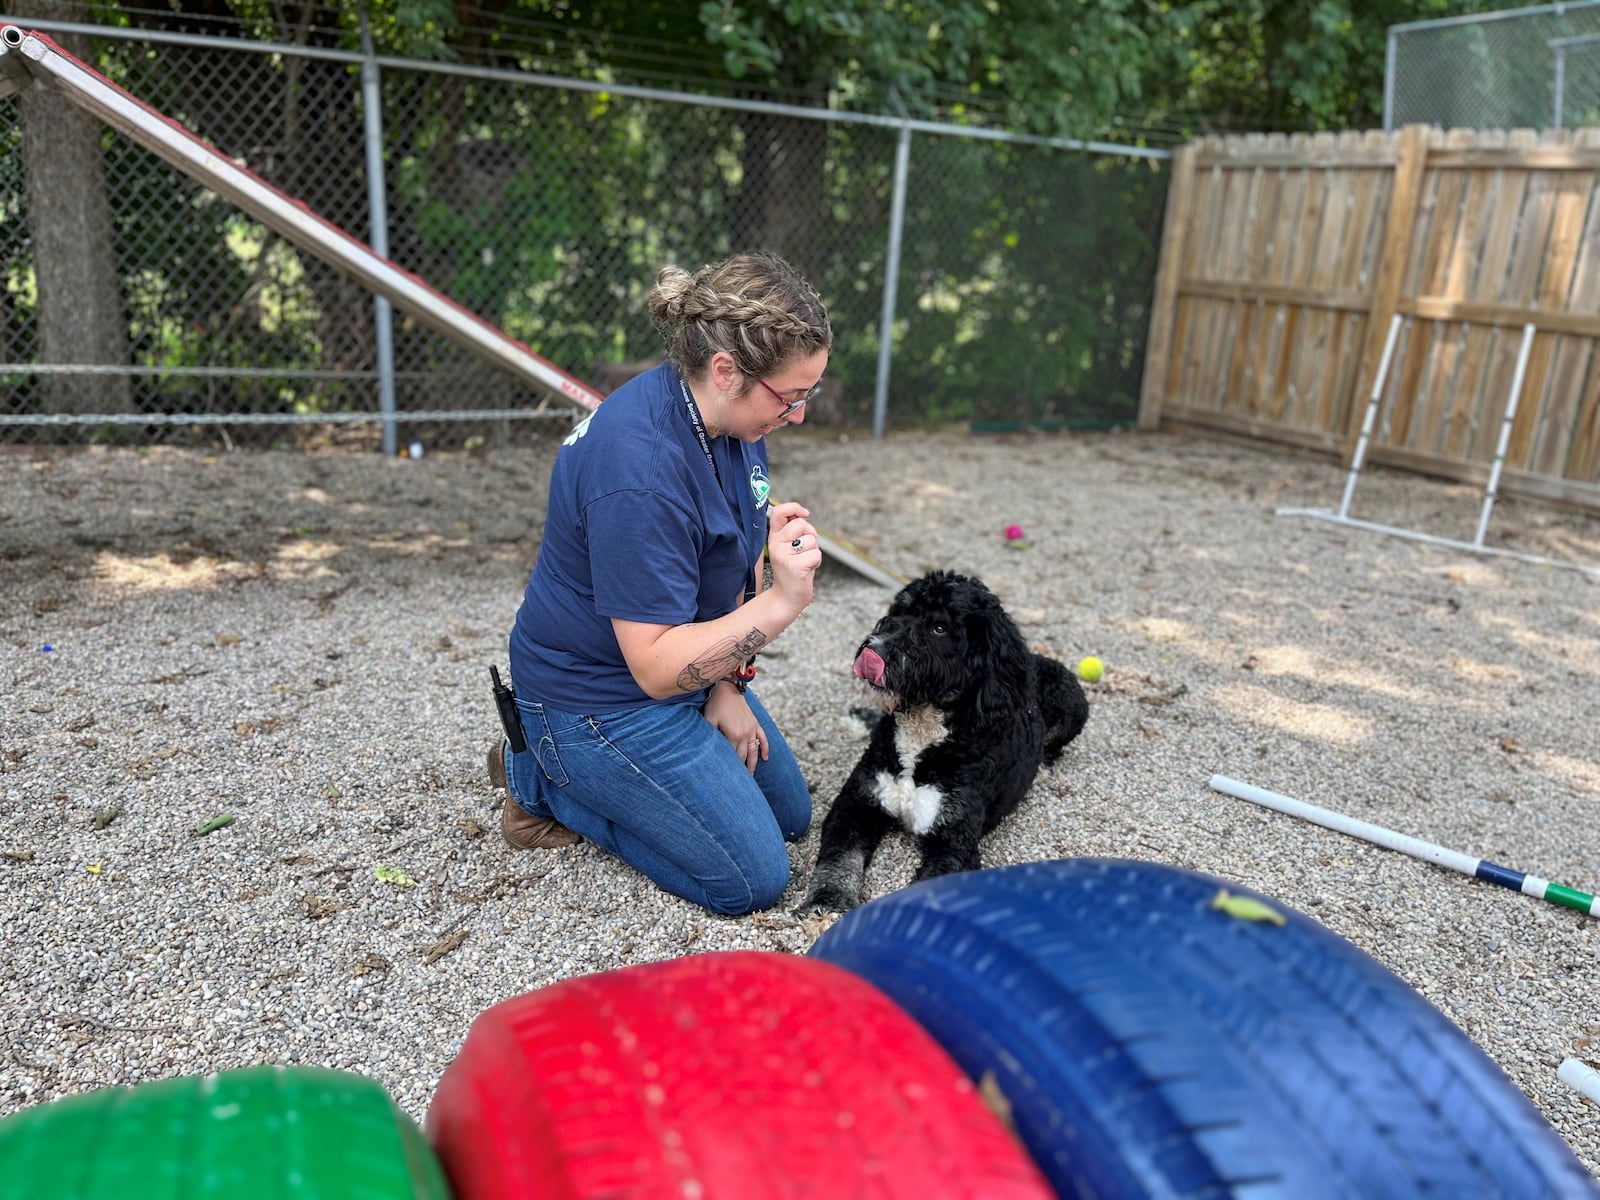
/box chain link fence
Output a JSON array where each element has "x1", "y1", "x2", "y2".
[
  {"x1": 1386, "y1": 0, "x2": 1600, "y2": 132},
  {"x1": 1, "y1": 20, "x2": 1169, "y2": 448}
]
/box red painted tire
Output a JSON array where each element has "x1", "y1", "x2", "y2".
[{"x1": 426, "y1": 950, "x2": 1050, "y2": 1199}]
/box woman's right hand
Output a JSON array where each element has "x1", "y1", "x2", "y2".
[{"x1": 767, "y1": 501, "x2": 822, "y2": 611}]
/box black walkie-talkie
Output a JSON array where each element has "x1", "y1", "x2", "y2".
[{"x1": 490, "y1": 665, "x2": 528, "y2": 753}]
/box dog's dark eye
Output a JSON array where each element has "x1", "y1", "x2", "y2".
[{"x1": 931, "y1": 623, "x2": 947, "y2": 636}]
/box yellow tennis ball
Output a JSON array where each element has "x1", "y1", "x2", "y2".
[{"x1": 1077, "y1": 656, "x2": 1104, "y2": 684}]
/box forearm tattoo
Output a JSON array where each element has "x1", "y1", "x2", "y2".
[{"x1": 678, "y1": 629, "x2": 768, "y2": 691}]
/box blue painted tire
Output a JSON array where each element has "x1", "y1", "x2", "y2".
[{"x1": 808, "y1": 858, "x2": 1597, "y2": 1199}]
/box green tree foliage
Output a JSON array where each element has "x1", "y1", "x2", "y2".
[
  {"x1": 692, "y1": 0, "x2": 1498, "y2": 137},
  {"x1": 1164, "y1": 0, "x2": 1496, "y2": 133}
]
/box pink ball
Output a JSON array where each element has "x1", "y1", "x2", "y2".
[{"x1": 1004, "y1": 525, "x2": 1025, "y2": 541}]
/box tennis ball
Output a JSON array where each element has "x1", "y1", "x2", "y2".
[{"x1": 1077, "y1": 655, "x2": 1104, "y2": 684}]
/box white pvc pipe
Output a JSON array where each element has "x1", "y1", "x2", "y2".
[
  {"x1": 1559, "y1": 1058, "x2": 1600, "y2": 1105},
  {"x1": 1210, "y1": 776, "x2": 1482, "y2": 874},
  {"x1": 1473, "y1": 322, "x2": 1536, "y2": 549},
  {"x1": 0, "y1": 23, "x2": 602, "y2": 412},
  {"x1": 1339, "y1": 312, "x2": 1404, "y2": 519},
  {"x1": 1268, "y1": 509, "x2": 1600, "y2": 577}
]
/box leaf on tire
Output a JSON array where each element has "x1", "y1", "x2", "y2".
[{"x1": 1209, "y1": 888, "x2": 1286, "y2": 926}]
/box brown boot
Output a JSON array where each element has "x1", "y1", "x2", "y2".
[{"x1": 488, "y1": 741, "x2": 579, "y2": 850}]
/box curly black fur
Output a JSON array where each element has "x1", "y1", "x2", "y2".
[{"x1": 798, "y1": 570, "x2": 1089, "y2": 913}]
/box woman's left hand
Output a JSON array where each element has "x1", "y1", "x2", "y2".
[{"x1": 705, "y1": 681, "x2": 767, "y2": 774}]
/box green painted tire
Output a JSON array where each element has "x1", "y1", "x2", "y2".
[{"x1": 0, "y1": 1064, "x2": 450, "y2": 1199}]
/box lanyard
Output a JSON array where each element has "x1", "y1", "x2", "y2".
[
  {"x1": 679, "y1": 376, "x2": 720, "y2": 485},
  {"x1": 679, "y1": 374, "x2": 760, "y2": 605}
]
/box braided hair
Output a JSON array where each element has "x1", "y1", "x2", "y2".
[{"x1": 647, "y1": 252, "x2": 832, "y2": 381}]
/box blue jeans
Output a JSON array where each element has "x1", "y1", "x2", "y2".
[{"x1": 503, "y1": 690, "x2": 811, "y2": 915}]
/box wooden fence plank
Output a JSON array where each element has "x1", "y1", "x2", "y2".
[
  {"x1": 1470, "y1": 137, "x2": 1534, "y2": 305},
  {"x1": 1533, "y1": 132, "x2": 1600, "y2": 479},
  {"x1": 1415, "y1": 167, "x2": 1470, "y2": 298},
  {"x1": 1568, "y1": 351, "x2": 1600, "y2": 483},
  {"x1": 1347, "y1": 126, "x2": 1429, "y2": 458},
  {"x1": 1228, "y1": 166, "x2": 1276, "y2": 417},
  {"x1": 1497, "y1": 150, "x2": 1561, "y2": 470},
  {"x1": 1439, "y1": 323, "x2": 1480, "y2": 459},
  {"x1": 1428, "y1": 146, "x2": 1600, "y2": 169},
  {"x1": 1406, "y1": 132, "x2": 1479, "y2": 459},
  {"x1": 1431, "y1": 139, "x2": 1497, "y2": 463},
  {"x1": 1386, "y1": 317, "x2": 1433, "y2": 449},
  {"x1": 1168, "y1": 159, "x2": 1222, "y2": 409},
  {"x1": 1252, "y1": 168, "x2": 1298, "y2": 417},
  {"x1": 1505, "y1": 170, "x2": 1591, "y2": 468},
  {"x1": 1289, "y1": 136, "x2": 1353, "y2": 431},
  {"x1": 1266, "y1": 166, "x2": 1308, "y2": 287},
  {"x1": 1502, "y1": 171, "x2": 1557, "y2": 309},
  {"x1": 1400, "y1": 297, "x2": 1600, "y2": 337},
  {"x1": 1471, "y1": 325, "x2": 1528, "y2": 463},
  {"x1": 1207, "y1": 166, "x2": 1258, "y2": 414},
  {"x1": 1181, "y1": 163, "x2": 1229, "y2": 410},
  {"x1": 1440, "y1": 156, "x2": 1496, "y2": 301},
  {"x1": 1470, "y1": 131, "x2": 1541, "y2": 463},
  {"x1": 1179, "y1": 279, "x2": 1368, "y2": 311}
]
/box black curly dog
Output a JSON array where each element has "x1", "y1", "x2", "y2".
[{"x1": 798, "y1": 570, "x2": 1089, "y2": 913}]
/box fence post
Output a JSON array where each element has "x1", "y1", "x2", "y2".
[
  {"x1": 872, "y1": 115, "x2": 912, "y2": 440},
  {"x1": 1343, "y1": 122, "x2": 1430, "y2": 462},
  {"x1": 359, "y1": 6, "x2": 398, "y2": 457},
  {"x1": 1137, "y1": 141, "x2": 1197, "y2": 431}
]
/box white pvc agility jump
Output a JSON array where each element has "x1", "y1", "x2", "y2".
[
  {"x1": 0, "y1": 23, "x2": 604, "y2": 416},
  {"x1": 1275, "y1": 314, "x2": 1599, "y2": 578}
]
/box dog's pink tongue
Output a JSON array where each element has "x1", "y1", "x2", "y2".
[{"x1": 853, "y1": 647, "x2": 886, "y2": 687}]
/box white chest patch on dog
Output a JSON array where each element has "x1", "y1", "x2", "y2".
[{"x1": 873, "y1": 705, "x2": 949, "y2": 834}]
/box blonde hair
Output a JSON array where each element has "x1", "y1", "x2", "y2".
[{"x1": 647, "y1": 252, "x2": 832, "y2": 380}]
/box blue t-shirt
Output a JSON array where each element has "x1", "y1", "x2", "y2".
[{"x1": 509, "y1": 362, "x2": 772, "y2": 711}]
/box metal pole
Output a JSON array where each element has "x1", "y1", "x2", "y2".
[
  {"x1": 1473, "y1": 322, "x2": 1535, "y2": 549},
  {"x1": 1338, "y1": 313, "x2": 1404, "y2": 520},
  {"x1": 873, "y1": 111, "x2": 911, "y2": 440},
  {"x1": 1383, "y1": 28, "x2": 1398, "y2": 133},
  {"x1": 359, "y1": 7, "x2": 398, "y2": 456},
  {"x1": 1553, "y1": 44, "x2": 1566, "y2": 129}
]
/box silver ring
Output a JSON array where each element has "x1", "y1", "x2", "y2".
[{"x1": 790, "y1": 538, "x2": 804, "y2": 550}]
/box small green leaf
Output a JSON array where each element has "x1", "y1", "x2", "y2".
[
  {"x1": 375, "y1": 864, "x2": 414, "y2": 888},
  {"x1": 1209, "y1": 888, "x2": 1286, "y2": 926},
  {"x1": 194, "y1": 814, "x2": 235, "y2": 837}
]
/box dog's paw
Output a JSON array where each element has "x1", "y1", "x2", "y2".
[
  {"x1": 793, "y1": 885, "x2": 861, "y2": 918},
  {"x1": 911, "y1": 855, "x2": 978, "y2": 884}
]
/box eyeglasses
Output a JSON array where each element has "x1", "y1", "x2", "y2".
[{"x1": 754, "y1": 376, "x2": 821, "y2": 420}]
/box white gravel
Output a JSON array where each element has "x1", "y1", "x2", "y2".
[{"x1": 2, "y1": 428, "x2": 1597, "y2": 1177}]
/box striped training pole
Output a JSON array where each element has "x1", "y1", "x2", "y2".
[{"x1": 1209, "y1": 776, "x2": 1599, "y2": 916}]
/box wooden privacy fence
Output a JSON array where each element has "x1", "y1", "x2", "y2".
[{"x1": 1139, "y1": 125, "x2": 1600, "y2": 512}]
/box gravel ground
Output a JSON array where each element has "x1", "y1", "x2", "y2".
[{"x1": 2, "y1": 427, "x2": 1597, "y2": 1177}]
